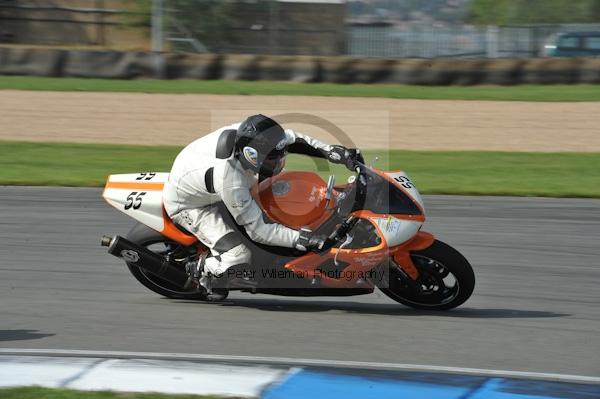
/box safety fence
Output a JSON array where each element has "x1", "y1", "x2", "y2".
[
  {"x1": 348, "y1": 23, "x2": 600, "y2": 59},
  {"x1": 3, "y1": 2, "x2": 600, "y2": 59},
  {"x1": 2, "y1": 46, "x2": 600, "y2": 85},
  {"x1": 0, "y1": 0, "x2": 146, "y2": 49}
]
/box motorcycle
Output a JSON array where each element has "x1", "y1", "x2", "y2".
[{"x1": 100, "y1": 156, "x2": 475, "y2": 310}]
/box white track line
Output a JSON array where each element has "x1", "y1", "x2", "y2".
[
  {"x1": 0, "y1": 356, "x2": 283, "y2": 397},
  {"x1": 1, "y1": 348, "x2": 598, "y2": 384}
]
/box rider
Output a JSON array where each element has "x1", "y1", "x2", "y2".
[{"x1": 163, "y1": 114, "x2": 358, "y2": 289}]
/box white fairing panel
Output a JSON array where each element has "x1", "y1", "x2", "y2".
[
  {"x1": 385, "y1": 171, "x2": 425, "y2": 211},
  {"x1": 102, "y1": 173, "x2": 169, "y2": 232},
  {"x1": 373, "y1": 217, "x2": 422, "y2": 247},
  {"x1": 107, "y1": 172, "x2": 169, "y2": 184}
]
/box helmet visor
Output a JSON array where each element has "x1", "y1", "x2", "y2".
[{"x1": 260, "y1": 149, "x2": 287, "y2": 177}]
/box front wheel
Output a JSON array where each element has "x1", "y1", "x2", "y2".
[{"x1": 377, "y1": 240, "x2": 475, "y2": 310}]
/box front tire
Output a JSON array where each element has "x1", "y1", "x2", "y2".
[
  {"x1": 125, "y1": 223, "x2": 209, "y2": 300},
  {"x1": 378, "y1": 240, "x2": 475, "y2": 310}
]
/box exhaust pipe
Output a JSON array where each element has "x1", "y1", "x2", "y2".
[{"x1": 101, "y1": 235, "x2": 193, "y2": 288}]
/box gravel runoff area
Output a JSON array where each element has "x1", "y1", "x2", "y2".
[{"x1": 1, "y1": 90, "x2": 599, "y2": 151}]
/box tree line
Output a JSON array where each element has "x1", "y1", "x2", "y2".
[{"x1": 467, "y1": 0, "x2": 600, "y2": 24}]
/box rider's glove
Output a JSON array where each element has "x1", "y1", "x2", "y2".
[
  {"x1": 327, "y1": 145, "x2": 360, "y2": 171},
  {"x1": 295, "y1": 228, "x2": 325, "y2": 252}
]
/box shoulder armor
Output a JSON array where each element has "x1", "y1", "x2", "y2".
[{"x1": 216, "y1": 129, "x2": 236, "y2": 159}]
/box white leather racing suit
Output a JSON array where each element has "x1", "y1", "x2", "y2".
[{"x1": 163, "y1": 123, "x2": 332, "y2": 276}]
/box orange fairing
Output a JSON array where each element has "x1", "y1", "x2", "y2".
[
  {"x1": 284, "y1": 212, "x2": 380, "y2": 289},
  {"x1": 400, "y1": 231, "x2": 435, "y2": 252},
  {"x1": 390, "y1": 231, "x2": 435, "y2": 280},
  {"x1": 160, "y1": 208, "x2": 199, "y2": 246},
  {"x1": 363, "y1": 210, "x2": 431, "y2": 280},
  {"x1": 284, "y1": 209, "x2": 435, "y2": 287},
  {"x1": 284, "y1": 238, "x2": 387, "y2": 289},
  {"x1": 252, "y1": 171, "x2": 335, "y2": 230},
  {"x1": 104, "y1": 182, "x2": 165, "y2": 191}
]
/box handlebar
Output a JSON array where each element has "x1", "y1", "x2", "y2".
[
  {"x1": 315, "y1": 156, "x2": 368, "y2": 252},
  {"x1": 318, "y1": 215, "x2": 360, "y2": 252}
]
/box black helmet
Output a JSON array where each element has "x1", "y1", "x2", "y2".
[{"x1": 235, "y1": 114, "x2": 288, "y2": 177}]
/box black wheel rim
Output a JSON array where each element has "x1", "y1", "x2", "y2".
[{"x1": 385, "y1": 255, "x2": 460, "y2": 307}]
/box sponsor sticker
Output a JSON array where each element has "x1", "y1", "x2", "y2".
[
  {"x1": 275, "y1": 139, "x2": 287, "y2": 151},
  {"x1": 120, "y1": 249, "x2": 140, "y2": 263},
  {"x1": 231, "y1": 198, "x2": 250, "y2": 208},
  {"x1": 355, "y1": 253, "x2": 384, "y2": 267},
  {"x1": 272, "y1": 180, "x2": 291, "y2": 197},
  {"x1": 329, "y1": 152, "x2": 342, "y2": 161},
  {"x1": 376, "y1": 216, "x2": 402, "y2": 235},
  {"x1": 243, "y1": 146, "x2": 258, "y2": 167}
]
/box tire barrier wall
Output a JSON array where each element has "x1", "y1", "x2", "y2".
[{"x1": 2, "y1": 47, "x2": 600, "y2": 85}]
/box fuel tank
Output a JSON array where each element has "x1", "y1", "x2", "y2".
[{"x1": 252, "y1": 171, "x2": 335, "y2": 230}]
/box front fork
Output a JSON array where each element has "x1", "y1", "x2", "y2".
[{"x1": 389, "y1": 231, "x2": 435, "y2": 280}]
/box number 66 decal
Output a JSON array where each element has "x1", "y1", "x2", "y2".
[{"x1": 124, "y1": 192, "x2": 146, "y2": 210}]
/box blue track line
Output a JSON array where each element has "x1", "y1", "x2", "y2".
[{"x1": 262, "y1": 370, "x2": 600, "y2": 399}]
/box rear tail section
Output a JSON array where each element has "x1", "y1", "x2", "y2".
[{"x1": 102, "y1": 173, "x2": 198, "y2": 245}]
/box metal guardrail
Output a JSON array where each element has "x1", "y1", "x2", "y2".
[
  {"x1": 3, "y1": 2, "x2": 600, "y2": 58},
  {"x1": 0, "y1": 3, "x2": 124, "y2": 14},
  {"x1": 0, "y1": 0, "x2": 148, "y2": 46},
  {"x1": 347, "y1": 23, "x2": 600, "y2": 58}
]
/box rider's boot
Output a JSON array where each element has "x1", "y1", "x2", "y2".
[
  {"x1": 213, "y1": 263, "x2": 258, "y2": 290},
  {"x1": 186, "y1": 251, "x2": 213, "y2": 292}
]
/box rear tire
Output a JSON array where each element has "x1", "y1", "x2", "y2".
[
  {"x1": 125, "y1": 223, "x2": 209, "y2": 300},
  {"x1": 378, "y1": 240, "x2": 475, "y2": 310}
]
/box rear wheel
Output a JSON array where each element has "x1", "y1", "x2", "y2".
[
  {"x1": 377, "y1": 240, "x2": 475, "y2": 310},
  {"x1": 125, "y1": 223, "x2": 220, "y2": 300}
]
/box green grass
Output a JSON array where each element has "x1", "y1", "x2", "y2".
[
  {"x1": 1, "y1": 76, "x2": 600, "y2": 101},
  {"x1": 2, "y1": 140, "x2": 599, "y2": 198},
  {"x1": 0, "y1": 387, "x2": 224, "y2": 399},
  {"x1": 0, "y1": 141, "x2": 180, "y2": 187}
]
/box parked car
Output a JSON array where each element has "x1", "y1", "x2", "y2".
[{"x1": 543, "y1": 31, "x2": 600, "y2": 57}]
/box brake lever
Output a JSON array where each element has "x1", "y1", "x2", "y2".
[
  {"x1": 334, "y1": 233, "x2": 353, "y2": 266},
  {"x1": 316, "y1": 216, "x2": 358, "y2": 254}
]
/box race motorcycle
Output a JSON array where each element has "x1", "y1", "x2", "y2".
[{"x1": 100, "y1": 156, "x2": 475, "y2": 310}]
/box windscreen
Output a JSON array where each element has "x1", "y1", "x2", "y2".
[{"x1": 359, "y1": 168, "x2": 422, "y2": 216}]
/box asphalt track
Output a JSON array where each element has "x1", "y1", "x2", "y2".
[{"x1": 1, "y1": 187, "x2": 599, "y2": 378}]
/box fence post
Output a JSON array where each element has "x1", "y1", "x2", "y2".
[
  {"x1": 95, "y1": 0, "x2": 105, "y2": 46},
  {"x1": 269, "y1": 0, "x2": 280, "y2": 55},
  {"x1": 152, "y1": 0, "x2": 164, "y2": 52},
  {"x1": 486, "y1": 25, "x2": 499, "y2": 58},
  {"x1": 151, "y1": 0, "x2": 166, "y2": 78}
]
